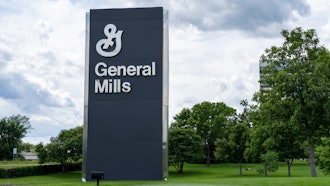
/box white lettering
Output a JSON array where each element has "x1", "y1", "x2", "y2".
[
  {"x1": 117, "y1": 65, "x2": 126, "y2": 76},
  {"x1": 142, "y1": 65, "x2": 151, "y2": 76},
  {"x1": 126, "y1": 65, "x2": 136, "y2": 76},
  {"x1": 122, "y1": 82, "x2": 131, "y2": 93},
  {"x1": 136, "y1": 65, "x2": 143, "y2": 76},
  {"x1": 95, "y1": 79, "x2": 108, "y2": 93},
  {"x1": 93, "y1": 62, "x2": 156, "y2": 94},
  {"x1": 94, "y1": 62, "x2": 157, "y2": 77},
  {"x1": 95, "y1": 79, "x2": 131, "y2": 94},
  {"x1": 95, "y1": 62, "x2": 107, "y2": 77},
  {"x1": 108, "y1": 66, "x2": 117, "y2": 76},
  {"x1": 152, "y1": 62, "x2": 156, "y2": 76}
]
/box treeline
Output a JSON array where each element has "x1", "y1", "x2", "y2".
[
  {"x1": 0, "y1": 115, "x2": 32, "y2": 160},
  {"x1": 1, "y1": 27, "x2": 329, "y2": 178},
  {"x1": 35, "y1": 126, "x2": 82, "y2": 173},
  {"x1": 169, "y1": 27, "x2": 330, "y2": 177},
  {"x1": 0, "y1": 114, "x2": 82, "y2": 174}
]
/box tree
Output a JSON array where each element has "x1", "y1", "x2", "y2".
[
  {"x1": 316, "y1": 138, "x2": 330, "y2": 175},
  {"x1": 256, "y1": 27, "x2": 330, "y2": 177},
  {"x1": 0, "y1": 115, "x2": 31, "y2": 160},
  {"x1": 171, "y1": 108, "x2": 192, "y2": 129},
  {"x1": 268, "y1": 123, "x2": 304, "y2": 177},
  {"x1": 168, "y1": 128, "x2": 204, "y2": 174},
  {"x1": 244, "y1": 101, "x2": 305, "y2": 177},
  {"x1": 248, "y1": 95, "x2": 306, "y2": 176},
  {"x1": 245, "y1": 120, "x2": 271, "y2": 164},
  {"x1": 19, "y1": 142, "x2": 35, "y2": 152},
  {"x1": 35, "y1": 143, "x2": 48, "y2": 164},
  {"x1": 214, "y1": 123, "x2": 251, "y2": 176},
  {"x1": 35, "y1": 126, "x2": 83, "y2": 172},
  {"x1": 172, "y1": 101, "x2": 236, "y2": 165},
  {"x1": 258, "y1": 151, "x2": 279, "y2": 177}
]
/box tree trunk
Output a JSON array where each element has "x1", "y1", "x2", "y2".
[
  {"x1": 206, "y1": 144, "x2": 211, "y2": 166},
  {"x1": 286, "y1": 159, "x2": 293, "y2": 177},
  {"x1": 178, "y1": 161, "x2": 184, "y2": 174},
  {"x1": 61, "y1": 164, "x2": 66, "y2": 173},
  {"x1": 239, "y1": 161, "x2": 242, "y2": 176},
  {"x1": 308, "y1": 145, "x2": 317, "y2": 177}
]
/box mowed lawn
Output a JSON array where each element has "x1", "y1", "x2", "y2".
[
  {"x1": 0, "y1": 161, "x2": 329, "y2": 186},
  {"x1": 0, "y1": 160, "x2": 40, "y2": 168}
]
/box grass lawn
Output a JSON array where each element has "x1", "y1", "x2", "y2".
[
  {"x1": 0, "y1": 161, "x2": 329, "y2": 185},
  {"x1": 0, "y1": 160, "x2": 40, "y2": 168}
]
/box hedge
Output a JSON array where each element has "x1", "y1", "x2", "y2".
[{"x1": 0, "y1": 163, "x2": 81, "y2": 178}]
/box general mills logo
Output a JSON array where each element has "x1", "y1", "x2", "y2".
[{"x1": 96, "y1": 24, "x2": 123, "y2": 57}]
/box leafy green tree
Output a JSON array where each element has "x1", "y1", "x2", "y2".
[
  {"x1": 244, "y1": 103, "x2": 305, "y2": 177},
  {"x1": 316, "y1": 138, "x2": 330, "y2": 175},
  {"x1": 247, "y1": 96, "x2": 305, "y2": 176},
  {"x1": 245, "y1": 120, "x2": 268, "y2": 163},
  {"x1": 19, "y1": 142, "x2": 35, "y2": 152},
  {"x1": 46, "y1": 137, "x2": 68, "y2": 171},
  {"x1": 35, "y1": 142, "x2": 48, "y2": 164},
  {"x1": 172, "y1": 101, "x2": 236, "y2": 165},
  {"x1": 231, "y1": 100, "x2": 264, "y2": 165},
  {"x1": 214, "y1": 123, "x2": 251, "y2": 176},
  {"x1": 256, "y1": 27, "x2": 330, "y2": 177},
  {"x1": 241, "y1": 107, "x2": 265, "y2": 164},
  {"x1": 35, "y1": 126, "x2": 83, "y2": 172},
  {"x1": 0, "y1": 115, "x2": 31, "y2": 160},
  {"x1": 265, "y1": 121, "x2": 304, "y2": 177},
  {"x1": 168, "y1": 128, "x2": 204, "y2": 174},
  {"x1": 258, "y1": 151, "x2": 279, "y2": 177},
  {"x1": 171, "y1": 108, "x2": 192, "y2": 129}
]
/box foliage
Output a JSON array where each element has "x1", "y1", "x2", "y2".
[
  {"x1": 171, "y1": 108, "x2": 192, "y2": 129},
  {"x1": 214, "y1": 123, "x2": 251, "y2": 176},
  {"x1": 168, "y1": 128, "x2": 204, "y2": 174},
  {"x1": 35, "y1": 143, "x2": 48, "y2": 164},
  {"x1": 255, "y1": 27, "x2": 330, "y2": 177},
  {"x1": 0, "y1": 163, "x2": 81, "y2": 178},
  {"x1": 257, "y1": 151, "x2": 279, "y2": 177},
  {"x1": 246, "y1": 104, "x2": 305, "y2": 176},
  {"x1": 0, "y1": 115, "x2": 32, "y2": 160},
  {"x1": 172, "y1": 101, "x2": 236, "y2": 165},
  {"x1": 35, "y1": 126, "x2": 83, "y2": 172},
  {"x1": 19, "y1": 142, "x2": 35, "y2": 152},
  {"x1": 316, "y1": 138, "x2": 330, "y2": 175},
  {"x1": 235, "y1": 100, "x2": 265, "y2": 164},
  {"x1": 244, "y1": 117, "x2": 268, "y2": 163}
]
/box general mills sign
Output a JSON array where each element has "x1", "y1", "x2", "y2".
[{"x1": 83, "y1": 7, "x2": 168, "y2": 181}]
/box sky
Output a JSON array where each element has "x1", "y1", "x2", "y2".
[{"x1": 1, "y1": 0, "x2": 330, "y2": 144}]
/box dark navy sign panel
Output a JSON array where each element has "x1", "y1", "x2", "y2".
[{"x1": 83, "y1": 7, "x2": 164, "y2": 181}]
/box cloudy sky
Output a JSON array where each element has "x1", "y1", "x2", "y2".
[{"x1": 1, "y1": 0, "x2": 330, "y2": 144}]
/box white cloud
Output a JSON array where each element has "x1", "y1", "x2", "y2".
[
  {"x1": 0, "y1": 0, "x2": 86, "y2": 144},
  {"x1": 169, "y1": 0, "x2": 310, "y2": 34}
]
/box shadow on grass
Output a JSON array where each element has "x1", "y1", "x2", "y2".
[
  {"x1": 168, "y1": 164, "x2": 298, "y2": 179},
  {"x1": 169, "y1": 169, "x2": 203, "y2": 177}
]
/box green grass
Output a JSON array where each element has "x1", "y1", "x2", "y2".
[
  {"x1": 0, "y1": 160, "x2": 56, "y2": 169},
  {"x1": 0, "y1": 160, "x2": 40, "y2": 169},
  {"x1": 0, "y1": 161, "x2": 329, "y2": 186}
]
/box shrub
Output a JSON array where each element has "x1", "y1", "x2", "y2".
[
  {"x1": 257, "y1": 151, "x2": 279, "y2": 177},
  {"x1": 0, "y1": 163, "x2": 81, "y2": 178}
]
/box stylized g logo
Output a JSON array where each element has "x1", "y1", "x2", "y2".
[{"x1": 96, "y1": 24, "x2": 123, "y2": 57}]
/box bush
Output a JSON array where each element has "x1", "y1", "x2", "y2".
[
  {"x1": 316, "y1": 138, "x2": 330, "y2": 175},
  {"x1": 0, "y1": 168, "x2": 7, "y2": 178},
  {"x1": 258, "y1": 151, "x2": 279, "y2": 177},
  {"x1": 0, "y1": 163, "x2": 81, "y2": 178}
]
